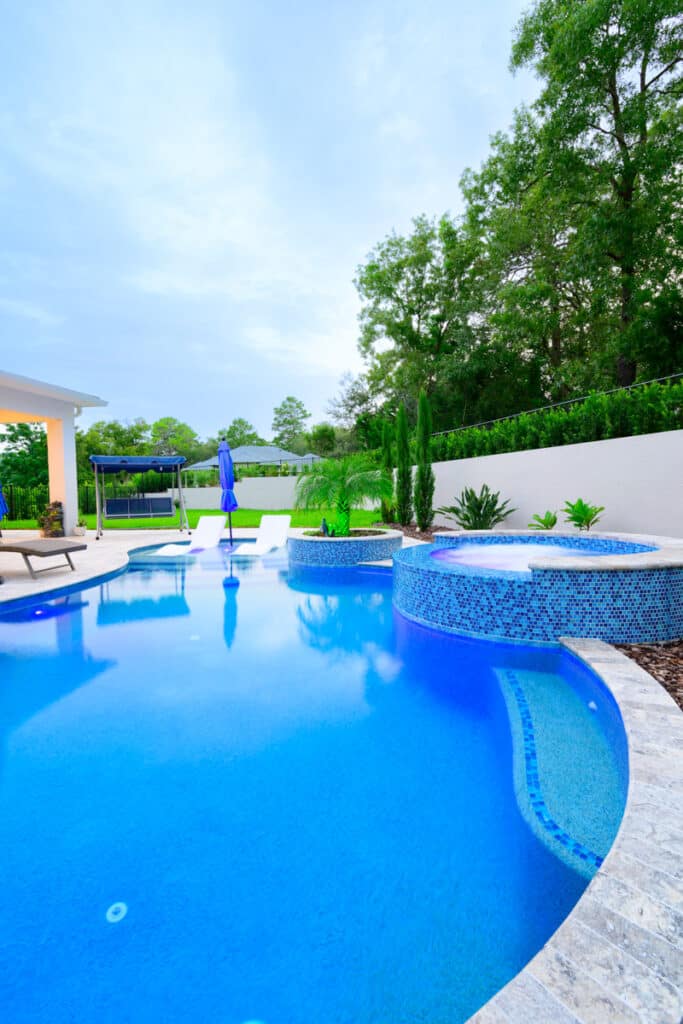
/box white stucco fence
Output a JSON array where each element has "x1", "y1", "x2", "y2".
[
  {"x1": 431, "y1": 428, "x2": 683, "y2": 538},
  {"x1": 173, "y1": 476, "x2": 299, "y2": 510},
  {"x1": 173, "y1": 430, "x2": 682, "y2": 537}
]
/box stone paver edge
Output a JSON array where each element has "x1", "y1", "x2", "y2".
[{"x1": 467, "y1": 636, "x2": 683, "y2": 1024}]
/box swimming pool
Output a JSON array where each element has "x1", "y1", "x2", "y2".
[{"x1": 0, "y1": 550, "x2": 627, "y2": 1023}]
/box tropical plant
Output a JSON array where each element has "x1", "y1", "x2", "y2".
[
  {"x1": 528, "y1": 510, "x2": 558, "y2": 531},
  {"x1": 38, "y1": 501, "x2": 65, "y2": 538},
  {"x1": 563, "y1": 498, "x2": 605, "y2": 532},
  {"x1": 294, "y1": 455, "x2": 391, "y2": 537},
  {"x1": 380, "y1": 421, "x2": 394, "y2": 523},
  {"x1": 438, "y1": 484, "x2": 516, "y2": 530},
  {"x1": 414, "y1": 390, "x2": 435, "y2": 531},
  {"x1": 395, "y1": 403, "x2": 412, "y2": 525}
]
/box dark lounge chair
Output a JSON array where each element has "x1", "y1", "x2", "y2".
[{"x1": 0, "y1": 539, "x2": 87, "y2": 582}]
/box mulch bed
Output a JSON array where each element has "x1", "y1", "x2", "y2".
[
  {"x1": 376, "y1": 522, "x2": 458, "y2": 542},
  {"x1": 615, "y1": 641, "x2": 683, "y2": 712}
]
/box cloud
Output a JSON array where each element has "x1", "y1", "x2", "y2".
[{"x1": 0, "y1": 297, "x2": 62, "y2": 326}]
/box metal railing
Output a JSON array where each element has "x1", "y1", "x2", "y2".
[{"x1": 431, "y1": 372, "x2": 683, "y2": 438}]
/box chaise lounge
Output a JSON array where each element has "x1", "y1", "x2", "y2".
[
  {"x1": 230, "y1": 515, "x2": 291, "y2": 557},
  {"x1": 0, "y1": 538, "x2": 87, "y2": 582}
]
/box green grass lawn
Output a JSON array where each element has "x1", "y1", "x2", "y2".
[{"x1": 2, "y1": 508, "x2": 381, "y2": 531}]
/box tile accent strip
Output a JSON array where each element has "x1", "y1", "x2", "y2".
[
  {"x1": 503, "y1": 667, "x2": 604, "y2": 871},
  {"x1": 467, "y1": 639, "x2": 683, "y2": 1024}
]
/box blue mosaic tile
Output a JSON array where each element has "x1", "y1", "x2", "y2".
[
  {"x1": 393, "y1": 540, "x2": 683, "y2": 643},
  {"x1": 432, "y1": 534, "x2": 654, "y2": 555},
  {"x1": 289, "y1": 533, "x2": 402, "y2": 567},
  {"x1": 502, "y1": 668, "x2": 604, "y2": 871}
]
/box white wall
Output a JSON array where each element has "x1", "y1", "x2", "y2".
[
  {"x1": 176, "y1": 476, "x2": 299, "y2": 510},
  {"x1": 431, "y1": 429, "x2": 683, "y2": 538},
  {"x1": 173, "y1": 430, "x2": 683, "y2": 537},
  {"x1": 0, "y1": 386, "x2": 80, "y2": 534}
]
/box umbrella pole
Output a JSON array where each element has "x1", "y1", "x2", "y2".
[{"x1": 228, "y1": 511, "x2": 233, "y2": 545}]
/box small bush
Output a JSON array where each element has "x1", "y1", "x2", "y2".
[
  {"x1": 528, "y1": 510, "x2": 558, "y2": 530},
  {"x1": 563, "y1": 498, "x2": 605, "y2": 531},
  {"x1": 438, "y1": 484, "x2": 516, "y2": 530}
]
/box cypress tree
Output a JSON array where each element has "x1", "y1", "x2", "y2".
[
  {"x1": 380, "y1": 421, "x2": 394, "y2": 523},
  {"x1": 414, "y1": 390, "x2": 435, "y2": 531},
  {"x1": 395, "y1": 402, "x2": 412, "y2": 526}
]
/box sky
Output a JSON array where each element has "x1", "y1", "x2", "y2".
[{"x1": 0, "y1": 0, "x2": 538, "y2": 440}]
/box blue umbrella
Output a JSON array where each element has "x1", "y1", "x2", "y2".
[
  {"x1": 218, "y1": 440, "x2": 239, "y2": 545},
  {"x1": 0, "y1": 482, "x2": 8, "y2": 538}
]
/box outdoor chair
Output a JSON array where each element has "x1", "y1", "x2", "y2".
[
  {"x1": 230, "y1": 515, "x2": 291, "y2": 557},
  {"x1": 152, "y1": 515, "x2": 227, "y2": 557},
  {"x1": 0, "y1": 538, "x2": 87, "y2": 582}
]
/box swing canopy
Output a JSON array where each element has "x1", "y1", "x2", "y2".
[
  {"x1": 89, "y1": 456, "x2": 187, "y2": 473},
  {"x1": 89, "y1": 455, "x2": 189, "y2": 537}
]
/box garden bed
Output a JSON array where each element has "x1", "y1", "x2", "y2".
[{"x1": 616, "y1": 640, "x2": 683, "y2": 711}]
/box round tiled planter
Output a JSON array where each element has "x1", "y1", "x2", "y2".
[{"x1": 288, "y1": 529, "x2": 403, "y2": 567}]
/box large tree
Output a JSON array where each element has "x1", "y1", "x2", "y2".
[
  {"x1": 511, "y1": 0, "x2": 683, "y2": 384},
  {"x1": 0, "y1": 424, "x2": 48, "y2": 486},
  {"x1": 355, "y1": 215, "x2": 480, "y2": 429},
  {"x1": 76, "y1": 418, "x2": 151, "y2": 478},
  {"x1": 150, "y1": 417, "x2": 199, "y2": 460},
  {"x1": 219, "y1": 418, "x2": 264, "y2": 449},
  {"x1": 272, "y1": 396, "x2": 311, "y2": 449}
]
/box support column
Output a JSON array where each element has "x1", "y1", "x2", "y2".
[{"x1": 46, "y1": 412, "x2": 79, "y2": 535}]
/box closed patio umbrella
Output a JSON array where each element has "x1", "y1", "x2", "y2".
[
  {"x1": 218, "y1": 440, "x2": 239, "y2": 545},
  {"x1": 0, "y1": 482, "x2": 8, "y2": 537}
]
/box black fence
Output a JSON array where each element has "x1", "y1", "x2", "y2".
[{"x1": 1, "y1": 482, "x2": 169, "y2": 521}]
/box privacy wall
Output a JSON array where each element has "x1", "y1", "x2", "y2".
[{"x1": 431, "y1": 429, "x2": 683, "y2": 538}]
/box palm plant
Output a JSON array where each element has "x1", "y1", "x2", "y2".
[{"x1": 295, "y1": 456, "x2": 392, "y2": 536}]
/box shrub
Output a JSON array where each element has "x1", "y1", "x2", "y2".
[
  {"x1": 563, "y1": 497, "x2": 605, "y2": 531},
  {"x1": 380, "y1": 421, "x2": 394, "y2": 523},
  {"x1": 438, "y1": 484, "x2": 516, "y2": 530},
  {"x1": 395, "y1": 403, "x2": 412, "y2": 525},
  {"x1": 528, "y1": 510, "x2": 558, "y2": 530},
  {"x1": 414, "y1": 391, "x2": 435, "y2": 531},
  {"x1": 430, "y1": 381, "x2": 682, "y2": 463}
]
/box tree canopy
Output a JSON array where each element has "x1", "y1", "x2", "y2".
[
  {"x1": 347, "y1": 0, "x2": 682, "y2": 441},
  {"x1": 272, "y1": 396, "x2": 311, "y2": 450}
]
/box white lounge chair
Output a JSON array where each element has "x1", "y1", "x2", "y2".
[
  {"x1": 230, "y1": 515, "x2": 291, "y2": 557},
  {"x1": 152, "y1": 515, "x2": 227, "y2": 557}
]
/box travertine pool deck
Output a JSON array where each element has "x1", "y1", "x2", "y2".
[
  {"x1": 469, "y1": 638, "x2": 683, "y2": 1024},
  {"x1": 1, "y1": 529, "x2": 681, "y2": 1021},
  {"x1": 0, "y1": 527, "x2": 259, "y2": 603}
]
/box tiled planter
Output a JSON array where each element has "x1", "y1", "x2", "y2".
[{"x1": 288, "y1": 529, "x2": 402, "y2": 567}]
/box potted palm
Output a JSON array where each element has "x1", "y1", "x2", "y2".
[{"x1": 289, "y1": 456, "x2": 402, "y2": 566}]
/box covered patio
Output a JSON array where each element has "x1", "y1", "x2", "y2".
[{"x1": 0, "y1": 370, "x2": 107, "y2": 535}]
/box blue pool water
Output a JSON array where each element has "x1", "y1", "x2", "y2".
[{"x1": 0, "y1": 550, "x2": 627, "y2": 1023}]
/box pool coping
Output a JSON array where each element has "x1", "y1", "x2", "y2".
[
  {"x1": 433, "y1": 529, "x2": 683, "y2": 572},
  {"x1": 467, "y1": 637, "x2": 683, "y2": 1024}
]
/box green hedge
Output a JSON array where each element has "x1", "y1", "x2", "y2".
[{"x1": 429, "y1": 382, "x2": 683, "y2": 463}]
